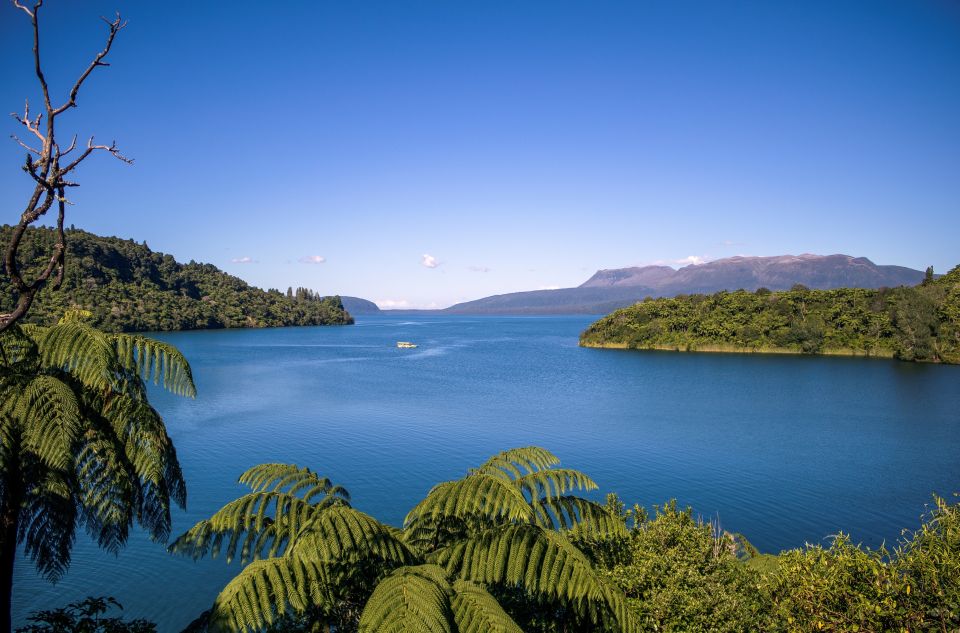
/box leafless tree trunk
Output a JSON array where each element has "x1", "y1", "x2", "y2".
[{"x1": 1, "y1": 0, "x2": 132, "y2": 332}]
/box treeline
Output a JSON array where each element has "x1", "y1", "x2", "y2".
[
  {"x1": 0, "y1": 226, "x2": 353, "y2": 332},
  {"x1": 580, "y1": 265, "x2": 960, "y2": 363}
]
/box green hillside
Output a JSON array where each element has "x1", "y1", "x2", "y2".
[
  {"x1": 1, "y1": 226, "x2": 353, "y2": 332},
  {"x1": 580, "y1": 265, "x2": 960, "y2": 364}
]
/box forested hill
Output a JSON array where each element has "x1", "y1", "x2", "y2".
[
  {"x1": 0, "y1": 226, "x2": 354, "y2": 332},
  {"x1": 580, "y1": 266, "x2": 960, "y2": 364},
  {"x1": 340, "y1": 296, "x2": 381, "y2": 314}
]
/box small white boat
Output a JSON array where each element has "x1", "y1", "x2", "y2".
[{"x1": 396, "y1": 341, "x2": 418, "y2": 349}]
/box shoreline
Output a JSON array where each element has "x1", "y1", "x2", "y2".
[{"x1": 579, "y1": 340, "x2": 898, "y2": 359}]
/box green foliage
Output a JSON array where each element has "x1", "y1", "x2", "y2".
[
  {"x1": 580, "y1": 268, "x2": 960, "y2": 363},
  {"x1": 895, "y1": 495, "x2": 960, "y2": 630},
  {"x1": 765, "y1": 495, "x2": 960, "y2": 632},
  {"x1": 593, "y1": 499, "x2": 764, "y2": 632},
  {"x1": 0, "y1": 318, "x2": 193, "y2": 591},
  {"x1": 585, "y1": 495, "x2": 960, "y2": 631},
  {"x1": 16, "y1": 597, "x2": 156, "y2": 633},
  {"x1": 764, "y1": 534, "x2": 902, "y2": 631},
  {"x1": 0, "y1": 226, "x2": 353, "y2": 332},
  {"x1": 174, "y1": 448, "x2": 638, "y2": 633}
]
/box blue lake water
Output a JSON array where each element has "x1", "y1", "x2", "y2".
[{"x1": 12, "y1": 315, "x2": 960, "y2": 630}]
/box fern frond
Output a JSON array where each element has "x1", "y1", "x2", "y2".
[
  {"x1": 405, "y1": 475, "x2": 534, "y2": 528},
  {"x1": 74, "y1": 420, "x2": 136, "y2": 552},
  {"x1": 208, "y1": 556, "x2": 334, "y2": 633},
  {"x1": 515, "y1": 468, "x2": 598, "y2": 504},
  {"x1": 112, "y1": 333, "x2": 197, "y2": 397},
  {"x1": 0, "y1": 318, "x2": 193, "y2": 587},
  {"x1": 293, "y1": 506, "x2": 415, "y2": 565},
  {"x1": 450, "y1": 580, "x2": 523, "y2": 633},
  {"x1": 539, "y1": 496, "x2": 628, "y2": 537},
  {"x1": 0, "y1": 324, "x2": 39, "y2": 367},
  {"x1": 438, "y1": 524, "x2": 640, "y2": 633},
  {"x1": 101, "y1": 395, "x2": 165, "y2": 481},
  {"x1": 15, "y1": 375, "x2": 81, "y2": 471},
  {"x1": 33, "y1": 321, "x2": 115, "y2": 394},
  {"x1": 472, "y1": 446, "x2": 560, "y2": 480},
  {"x1": 20, "y1": 467, "x2": 76, "y2": 582},
  {"x1": 99, "y1": 392, "x2": 186, "y2": 540},
  {"x1": 170, "y1": 492, "x2": 322, "y2": 563},
  {"x1": 358, "y1": 564, "x2": 454, "y2": 633},
  {"x1": 239, "y1": 463, "x2": 350, "y2": 504}
]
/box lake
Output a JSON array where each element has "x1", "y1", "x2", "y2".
[{"x1": 12, "y1": 315, "x2": 960, "y2": 630}]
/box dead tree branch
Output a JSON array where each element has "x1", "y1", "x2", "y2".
[{"x1": 2, "y1": 1, "x2": 131, "y2": 331}]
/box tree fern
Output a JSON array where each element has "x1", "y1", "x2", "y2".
[
  {"x1": 0, "y1": 318, "x2": 194, "y2": 612},
  {"x1": 181, "y1": 448, "x2": 637, "y2": 632}
]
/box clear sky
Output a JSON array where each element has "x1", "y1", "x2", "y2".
[{"x1": 3, "y1": 1, "x2": 959, "y2": 308}]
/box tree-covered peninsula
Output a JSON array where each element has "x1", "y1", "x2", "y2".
[
  {"x1": 0, "y1": 226, "x2": 353, "y2": 332},
  {"x1": 580, "y1": 265, "x2": 960, "y2": 363}
]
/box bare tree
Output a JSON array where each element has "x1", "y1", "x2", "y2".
[{"x1": 2, "y1": 0, "x2": 131, "y2": 332}]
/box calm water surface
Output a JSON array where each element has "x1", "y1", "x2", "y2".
[{"x1": 13, "y1": 315, "x2": 960, "y2": 630}]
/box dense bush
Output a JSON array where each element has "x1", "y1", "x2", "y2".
[
  {"x1": 585, "y1": 494, "x2": 960, "y2": 632},
  {"x1": 0, "y1": 226, "x2": 353, "y2": 332},
  {"x1": 584, "y1": 498, "x2": 764, "y2": 632}
]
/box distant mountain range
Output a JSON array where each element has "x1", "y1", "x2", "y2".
[{"x1": 437, "y1": 255, "x2": 929, "y2": 315}]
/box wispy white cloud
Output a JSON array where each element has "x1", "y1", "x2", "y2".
[
  {"x1": 421, "y1": 254, "x2": 441, "y2": 268},
  {"x1": 467, "y1": 265, "x2": 490, "y2": 273},
  {"x1": 299, "y1": 255, "x2": 326, "y2": 264},
  {"x1": 231, "y1": 256, "x2": 256, "y2": 264},
  {"x1": 537, "y1": 285, "x2": 561, "y2": 291}
]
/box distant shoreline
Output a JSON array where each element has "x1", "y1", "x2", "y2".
[{"x1": 580, "y1": 340, "x2": 899, "y2": 359}]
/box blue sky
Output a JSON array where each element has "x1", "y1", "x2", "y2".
[{"x1": 2, "y1": 1, "x2": 958, "y2": 308}]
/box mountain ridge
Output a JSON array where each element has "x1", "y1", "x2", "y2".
[{"x1": 440, "y1": 254, "x2": 929, "y2": 315}]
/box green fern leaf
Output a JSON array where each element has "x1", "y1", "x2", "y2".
[
  {"x1": 209, "y1": 557, "x2": 335, "y2": 633},
  {"x1": 112, "y1": 333, "x2": 197, "y2": 397},
  {"x1": 450, "y1": 580, "x2": 523, "y2": 633},
  {"x1": 472, "y1": 446, "x2": 560, "y2": 480},
  {"x1": 16, "y1": 375, "x2": 81, "y2": 471},
  {"x1": 438, "y1": 524, "x2": 640, "y2": 633},
  {"x1": 405, "y1": 475, "x2": 534, "y2": 527},
  {"x1": 358, "y1": 564, "x2": 454, "y2": 633}
]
